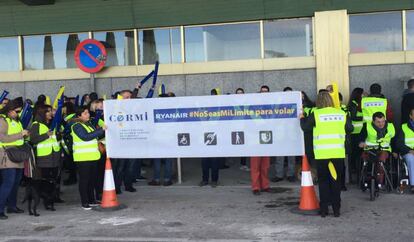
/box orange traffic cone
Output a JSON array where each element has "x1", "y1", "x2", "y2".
[
  {"x1": 96, "y1": 158, "x2": 125, "y2": 211},
  {"x1": 292, "y1": 155, "x2": 319, "y2": 215}
]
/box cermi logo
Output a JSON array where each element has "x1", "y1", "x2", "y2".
[{"x1": 109, "y1": 112, "x2": 148, "y2": 128}]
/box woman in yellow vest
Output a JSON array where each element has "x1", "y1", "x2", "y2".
[
  {"x1": 29, "y1": 104, "x2": 63, "y2": 203},
  {"x1": 71, "y1": 106, "x2": 105, "y2": 210},
  {"x1": 0, "y1": 100, "x2": 30, "y2": 219},
  {"x1": 89, "y1": 99, "x2": 106, "y2": 201},
  {"x1": 300, "y1": 92, "x2": 353, "y2": 217}
]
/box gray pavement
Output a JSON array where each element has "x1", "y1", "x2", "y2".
[{"x1": 0, "y1": 159, "x2": 413, "y2": 241}]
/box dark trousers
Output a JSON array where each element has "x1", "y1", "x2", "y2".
[
  {"x1": 201, "y1": 158, "x2": 219, "y2": 182},
  {"x1": 112, "y1": 159, "x2": 136, "y2": 190},
  {"x1": 240, "y1": 157, "x2": 247, "y2": 166},
  {"x1": 77, "y1": 161, "x2": 97, "y2": 205},
  {"x1": 350, "y1": 134, "x2": 362, "y2": 173},
  {"x1": 40, "y1": 167, "x2": 59, "y2": 180},
  {"x1": 63, "y1": 152, "x2": 77, "y2": 182},
  {"x1": 95, "y1": 156, "x2": 106, "y2": 199},
  {"x1": 316, "y1": 158, "x2": 344, "y2": 211},
  {"x1": 0, "y1": 168, "x2": 23, "y2": 213}
]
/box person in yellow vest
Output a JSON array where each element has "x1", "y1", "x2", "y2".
[
  {"x1": 29, "y1": 104, "x2": 64, "y2": 203},
  {"x1": 396, "y1": 107, "x2": 414, "y2": 193},
  {"x1": 358, "y1": 112, "x2": 396, "y2": 188},
  {"x1": 347, "y1": 88, "x2": 365, "y2": 182},
  {"x1": 0, "y1": 100, "x2": 30, "y2": 219},
  {"x1": 89, "y1": 99, "x2": 106, "y2": 200},
  {"x1": 361, "y1": 83, "x2": 393, "y2": 123},
  {"x1": 71, "y1": 106, "x2": 105, "y2": 210},
  {"x1": 300, "y1": 92, "x2": 353, "y2": 217}
]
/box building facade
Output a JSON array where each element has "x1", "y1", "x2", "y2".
[{"x1": 0, "y1": 0, "x2": 413, "y2": 123}]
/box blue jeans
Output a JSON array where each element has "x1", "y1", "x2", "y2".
[
  {"x1": 275, "y1": 156, "x2": 296, "y2": 178},
  {"x1": 0, "y1": 168, "x2": 23, "y2": 213},
  {"x1": 404, "y1": 153, "x2": 414, "y2": 185},
  {"x1": 153, "y1": 159, "x2": 173, "y2": 182}
]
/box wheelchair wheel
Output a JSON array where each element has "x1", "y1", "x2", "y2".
[{"x1": 370, "y1": 179, "x2": 375, "y2": 201}]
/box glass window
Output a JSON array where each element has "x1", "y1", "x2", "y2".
[
  {"x1": 264, "y1": 18, "x2": 313, "y2": 58},
  {"x1": 407, "y1": 11, "x2": 414, "y2": 50},
  {"x1": 349, "y1": 12, "x2": 402, "y2": 53},
  {"x1": 23, "y1": 33, "x2": 89, "y2": 70},
  {"x1": 138, "y1": 28, "x2": 181, "y2": 65},
  {"x1": 93, "y1": 31, "x2": 135, "y2": 66},
  {"x1": 185, "y1": 22, "x2": 260, "y2": 62},
  {"x1": 0, "y1": 37, "x2": 19, "y2": 71}
]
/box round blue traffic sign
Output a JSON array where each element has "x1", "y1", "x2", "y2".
[{"x1": 74, "y1": 39, "x2": 107, "y2": 73}]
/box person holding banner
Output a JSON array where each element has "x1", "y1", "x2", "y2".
[
  {"x1": 300, "y1": 92, "x2": 353, "y2": 217},
  {"x1": 250, "y1": 85, "x2": 271, "y2": 195},
  {"x1": 29, "y1": 104, "x2": 64, "y2": 203},
  {"x1": 0, "y1": 100, "x2": 30, "y2": 219},
  {"x1": 71, "y1": 106, "x2": 105, "y2": 210}
]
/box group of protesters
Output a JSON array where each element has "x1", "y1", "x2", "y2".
[{"x1": 0, "y1": 77, "x2": 413, "y2": 219}]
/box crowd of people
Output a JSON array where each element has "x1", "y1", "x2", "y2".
[{"x1": 0, "y1": 78, "x2": 413, "y2": 219}]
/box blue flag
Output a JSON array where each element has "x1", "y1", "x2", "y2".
[
  {"x1": 0, "y1": 90, "x2": 9, "y2": 103},
  {"x1": 20, "y1": 102, "x2": 33, "y2": 129},
  {"x1": 50, "y1": 96, "x2": 64, "y2": 132}
]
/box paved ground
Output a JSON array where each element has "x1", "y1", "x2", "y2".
[{"x1": 1, "y1": 159, "x2": 413, "y2": 241}]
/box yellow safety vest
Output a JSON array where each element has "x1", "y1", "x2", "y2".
[
  {"x1": 0, "y1": 116, "x2": 24, "y2": 147},
  {"x1": 402, "y1": 123, "x2": 414, "y2": 149},
  {"x1": 32, "y1": 121, "x2": 60, "y2": 157},
  {"x1": 313, "y1": 107, "x2": 347, "y2": 159},
  {"x1": 71, "y1": 122, "x2": 100, "y2": 162},
  {"x1": 365, "y1": 122, "x2": 395, "y2": 152},
  {"x1": 351, "y1": 100, "x2": 364, "y2": 134},
  {"x1": 361, "y1": 97, "x2": 387, "y2": 122}
]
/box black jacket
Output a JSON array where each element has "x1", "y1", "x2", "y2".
[
  {"x1": 401, "y1": 92, "x2": 414, "y2": 124},
  {"x1": 72, "y1": 122, "x2": 104, "y2": 141}
]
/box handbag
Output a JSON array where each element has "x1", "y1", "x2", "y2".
[{"x1": 4, "y1": 143, "x2": 32, "y2": 163}]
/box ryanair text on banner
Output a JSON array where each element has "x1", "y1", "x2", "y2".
[{"x1": 104, "y1": 92, "x2": 305, "y2": 158}]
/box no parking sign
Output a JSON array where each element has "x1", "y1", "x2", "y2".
[{"x1": 74, "y1": 39, "x2": 107, "y2": 73}]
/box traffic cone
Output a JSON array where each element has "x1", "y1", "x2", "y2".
[
  {"x1": 95, "y1": 158, "x2": 125, "y2": 211},
  {"x1": 292, "y1": 155, "x2": 319, "y2": 215}
]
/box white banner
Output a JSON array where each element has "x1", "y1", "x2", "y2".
[{"x1": 104, "y1": 92, "x2": 304, "y2": 158}]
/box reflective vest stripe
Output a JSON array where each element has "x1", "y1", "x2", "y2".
[
  {"x1": 314, "y1": 134, "x2": 346, "y2": 140},
  {"x1": 313, "y1": 144, "x2": 345, "y2": 150}
]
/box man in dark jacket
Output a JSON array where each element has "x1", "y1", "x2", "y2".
[{"x1": 401, "y1": 79, "x2": 414, "y2": 124}]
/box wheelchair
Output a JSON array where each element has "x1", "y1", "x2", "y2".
[
  {"x1": 359, "y1": 145, "x2": 394, "y2": 201},
  {"x1": 395, "y1": 155, "x2": 411, "y2": 194}
]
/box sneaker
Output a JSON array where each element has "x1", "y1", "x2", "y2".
[
  {"x1": 271, "y1": 177, "x2": 284, "y2": 182},
  {"x1": 240, "y1": 165, "x2": 248, "y2": 171},
  {"x1": 0, "y1": 213, "x2": 8, "y2": 220},
  {"x1": 163, "y1": 180, "x2": 173, "y2": 186},
  {"x1": 7, "y1": 207, "x2": 24, "y2": 213},
  {"x1": 148, "y1": 180, "x2": 161, "y2": 186},
  {"x1": 198, "y1": 181, "x2": 208, "y2": 187},
  {"x1": 89, "y1": 202, "x2": 100, "y2": 207},
  {"x1": 82, "y1": 204, "x2": 92, "y2": 210},
  {"x1": 125, "y1": 186, "x2": 137, "y2": 192},
  {"x1": 210, "y1": 181, "x2": 218, "y2": 188}
]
